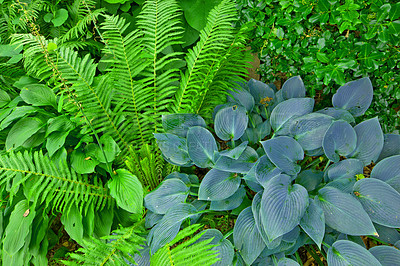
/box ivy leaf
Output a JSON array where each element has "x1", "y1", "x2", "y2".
[{"x1": 108, "y1": 169, "x2": 143, "y2": 214}]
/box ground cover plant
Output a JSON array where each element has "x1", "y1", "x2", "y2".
[
  {"x1": 236, "y1": 0, "x2": 400, "y2": 133},
  {"x1": 153, "y1": 76, "x2": 400, "y2": 265}
]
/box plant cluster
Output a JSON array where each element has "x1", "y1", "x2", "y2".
[
  {"x1": 152, "y1": 76, "x2": 400, "y2": 265},
  {"x1": 236, "y1": 0, "x2": 400, "y2": 133}
]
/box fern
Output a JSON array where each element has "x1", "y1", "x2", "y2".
[{"x1": 0, "y1": 150, "x2": 113, "y2": 215}]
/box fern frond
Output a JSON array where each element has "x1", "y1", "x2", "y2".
[
  {"x1": 151, "y1": 224, "x2": 220, "y2": 266},
  {"x1": 62, "y1": 7, "x2": 104, "y2": 42},
  {"x1": 172, "y1": 0, "x2": 239, "y2": 114},
  {"x1": 0, "y1": 151, "x2": 113, "y2": 216},
  {"x1": 136, "y1": 0, "x2": 183, "y2": 134},
  {"x1": 64, "y1": 220, "x2": 147, "y2": 265}
]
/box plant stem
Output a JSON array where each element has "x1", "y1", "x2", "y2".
[
  {"x1": 295, "y1": 251, "x2": 304, "y2": 266},
  {"x1": 304, "y1": 245, "x2": 324, "y2": 266},
  {"x1": 323, "y1": 159, "x2": 331, "y2": 171},
  {"x1": 230, "y1": 138, "x2": 235, "y2": 148}
]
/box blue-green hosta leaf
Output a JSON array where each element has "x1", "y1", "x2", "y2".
[
  {"x1": 247, "y1": 78, "x2": 275, "y2": 105},
  {"x1": 316, "y1": 186, "x2": 377, "y2": 235},
  {"x1": 261, "y1": 175, "x2": 309, "y2": 242},
  {"x1": 214, "y1": 146, "x2": 258, "y2": 173},
  {"x1": 325, "y1": 159, "x2": 364, "y2": 181},
  {"x1": 144, "y1": 178, "x2": 189, "y2": 214},
  {"x1": 108, "y1": 169, "x2": 143, "y2": 214},
  {"x1": 154, "y1": 133, "x2": 192, "y2": 166},
  {"x1": 290, "y1": 113, "x2": 333, "y2": 151},
  {"x1": 233, "y1": 207, "x2": 266, "y2": 265},
  {"x1": 305, "y1": 147, "x2": 324, "y2": 156},
  {"x1": 261, "y1": 136, "x2": 304, "y2": 175},
  {"x1": 332, "y1": 77, "x2": 373, "y2": 117},
  {"x1": 374, "y1": 223, "x2": 400, "y2": 244},
  {"x1": 353, "y1": 178, "x2": 400, "y2": 228},
  {"x1": 3, "y1": 200, "x2": 36, "y2": 255},
  {"x1": 198, "y1": 169, "x2": 241, "y2": 201},
  {"x1": 147, "y1": 203, "x2": 198, "y2": 254},
  {"x1": 145, "y1": 211, "x2": 163, "y2": 228},
  {"x1": 349, "y1": 117, "x2": 384, "y2": 166},
  {"x1": 371, "y1": 155, "x2": 400, "y2": 192},
  {"x1": 20, "y1": 84, "x2": 57, "y2": 108},
  {"x1": 317, "y1": 107, "x2": 355, "y2": 124},
  {"x1": 370, "y1": 246, "x2": 400, "y2": 266},
  {"x1": 196, "y1": 229, "x2": 234, "y2": 266},
  {"x1": 337, "y1": 234, "x2": 366, "y2": 248},
  {"x1": 187, "y1": 126, "x2": 218, "y2": 168},
  {"x1": 133, "y1": 246, "x2": 151, "y2": 266},
  {"x1": 281, "y1": 76, "x2": 306, "y2": 100},
  {"x1": 219, "y1": 141, "x2": 248, "y2": 159},
  {"x1": 255, "y1": 155, "x2": 282, "y2": 187},
  {"x1": 215, "y1": 105, "x2": 248, "y2": 141},
  {"x1": 377, "y1": 134, "x2": 400, "y2": 162},
  {"x1": 323, "y1": 120, "x2": 357, "y2": 162},
  {"x1": 296, "y1": 170, "x2": 323, "y2": 191},
  {"x1": 162, "y1": 114, "x2": 206, "y2": 138},
  {"x1": 164, "y1": 172, "x2": 191, "y2": 185},
  {"x1": 210, "y1": 186, "x2": 245, "y2": 211},
  {"x1": 228, "y1": 87, "x2": 255, "y2": 112},
  {"x1": 277, "y1": 258, "x2": 300, "y2": 266},
  {"x1": 326, "y1": 177, "x2": 357, "y2": 193},
  {"x1": 252, "y1": 192, "x2": 276, "y2": 246},
  {"x1": 300, "y1": 199, "x2": 325, "y2": 248},
  {"x1": 282, "y1": 226, "x2": 300, "y2": 243},
  {"x1": 270, "y1": 98, "x2": 314, "y2": 135},
  {"x1": 327, "y1": 240, "x2": 381, "y2": 266}
]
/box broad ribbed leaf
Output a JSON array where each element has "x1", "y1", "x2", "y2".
[
  {"x1": 214, "y1": 146, "x2": 258, "y2": 173},
  {"x1": 260, "y1": 175, "x2": 309, "y2": 242},
  {"x1": 187, "y1": 126, "x2": 218, "y2": 168},
  {"x1": 0, "y1": 106, "x2": 39, "y2": 130},
  {"x1": 108, "y1": 169, "x2": 143, "y2": 214},
  {"x1": 145, "y1": 211, "x2": 163, "y2": 228},
  {"x1": 162, "y1": 114, "x2": 206, "y2": 138},
  {"x1": 300, "y1": 199, "x2": 325, "y2": 248},
  {"x1": 317, "y1": 107, "x2": 355, "y2": 124},
  {"x1": 349, "y1": 117, "x2": 384, "y2": 165},
  {"x1": 353, "y1": 178, "x2": 400, "y2": 228},
  {"x1": 247, "y1": 78, "x2": 275, "y2": 104},
  {"x1": 210, "y1": 186, "x2": 245, "y2": 211},
  {"x1": 316, "y1": 186, "x2": 377, "y2": 235},
  {"x1": 198, "y1": 169, "x2": 241, "y2": 201},
  {"x1": 214, "y1": 105, "x2": 248, "y2": 141},
  {"x1": 327, "y1": 240, "x2": 381, "y2": 266},
  {"x1": 147, "y1": 203, "x2": 198, "y2": 254},
  {"x1": 277, "y1": 258, "x2": 300, "y2": 266},
  {"x1": 95, "y1": 135, "x2": 120, "y2": 164},
  {"x1": 290, "y1": 113, "x2": 333, "y2": 151},
  {"x1": 219, "y1": 141, "x2": 248, "y2": 159},
  {"x1": 377, "y1": 134, "x2": 400, "y2": 162},
  {"x1": 332, "y1": 77, "x2": 373, "y2": 117},
  {"x1": 20, "y1": 84, "x2": 57, "y2": 108},
  {"x1": 371, "y1": 155, "x2": 400, "y2": 189},
  {"x1": 155, "y1": 133, "x2": 192, "y2": 166},
  {"x1": 71, "y1": 149, "x2": 99, "y2": 174},
  {"x1": 228, "y1": 87, "x2": 255, "y2": 112},
  {"x1": 234, "y1": 207, "x2": 266, "y2": 265},
  {"x1": 196, "y1": 229, "x2": 234, "y2": 266},
  {"x1": 325, "y1": 159, "x2": 364, "y2": 181},
  {"x1": 252, "y1": 192, "x2": 271, "y2": 246},
  {"x1": 261, "y1": 136, "x2": 304, "y2": 175},
  {"x1": 281, "y1": 76, "x2": 305, "y2": 100},
  {"x1": 6, "y1": 117, "x2": 44, "y2": 150},
  {"x1": 270, "y1": 98, "x2": 314, "y2": 135},
  {"x1": 145, "y1": 178, "x2": 189, "y2": 214},
  {"x1": 370, "y1": 246, "x2": 400, "y2": 266},
  {"x1": 61, "y1": 203, "x2": 83, "y2": 244},
  {"x1": 374, "y1": 223, "x2": 400, "y2": 244},
  {"x1": 296, "y1": 170, "x2": 323, "y2": 191},
  {"x1": 3, "y1": 200, "x2": 36, "y2": 255},
  {"x1": 323, "y1": 120, "x2": 357, "y2": 162},
  {"x1": 255, "y1": 155, "x2": 282, "y2": 187}
]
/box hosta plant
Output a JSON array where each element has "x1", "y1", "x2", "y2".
[{"x1": 148, "y1": 76, "x2": 400, "y2": 265}]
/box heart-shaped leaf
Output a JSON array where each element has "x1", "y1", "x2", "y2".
[
  {"x1": 300, "y1": 199, "x2": 325, "y2": 248},
  {"x1": 210, "y1": 186, "x2": 245, "y2": 211},
  {"x1": 316, "y1": 186, "x2": 377, "y2": 235},
  {"x1": 247, "y1": 78, "x2": 275, "y2": 105},
  {"x1": 162, "y1": 114, "x2": 206, "y2": 138},
  {"x1": 290, "y1": 113, "x2": 333, "y2": 151},
  {"x1": 234, "y1": 207, "x2": 266, "y2": 265},
  {"x1": 154, "y1": 133, "x2": 192, "y2": 167},
  {"x1": 214, "y1": 105, "x2": 248, "y2": 141},
  {"x1": 108, "y1": 169, "x2": 143, "y2": 214},
  {"x1": 317, "y1": 107, "x2": 355, "y2": 124},
  {"x1": 325, "y1": 159, "x2": 364, "y2": 181},
  {"x1": 219, "y1": 141, "x2": 248, "y2": 159},
  {"x1": 95, "y1": 135, "x2": 120, "y2": 163},
  {"x1": 270, "y1": 98, "x2": 314, "y2": 135},
  {"x1": 228, "y1": 88, "x2": 255, "y2": 112},
  {"x1": 187, "y1": 126, "x2": 218, "y2": 168},
  {"x1": 370, "y1": 246, "x2": 400, "y2": 266},
  {"x1": 51, "y1": 8, "x2": 69, "y2": 27},
  {"x1": 261, "y1": 136, "x2": 304, "y2": 175},
  {"x1": 278, "y1": 258, "x2": 301, "y2": 266},
  {"x1": 255, "y1": 155, "x2": 282, "y2": 187},
  {"x1": 353, "y1": 178, "x2": 400, "y2": 228},
  {"x1": 214, "y1": 146, "x2": 258, "y2": 173},
  {"x1": 349, "y1": 117, "x2": 384, "y2": 166},
  {"x1": 261, "y1": 175, "x2": 309, "y2": 242},
  {"x1": 332, "y1": 77, "x2": 373, "y2": 117},
  {"x1": 20, "y1": 84, "x2": 57, "y2": 108},
  {"x1": 327, "y1": 240, "x2": 381, "y2": 266},
  {"x1": 198, "y1": 169, "x2": 241, "y2": 201},
  {"x1": 145, "y1": 178, "x2": 189, "y2": 214},
  {"x1": 196, "y1": 229, "x2": 234, "y2": 266},
  {"x1": 323, "y1": 120, "x2": 357, "y2": 162},
  {"x1": 71, "y1": 149, "x2": 99, "y2": 174},
  {"x1": 377, "y1": 134, "x2": 400, "y2": 162},
  {"x1": 371, "y1": 155, "x2": 400, "y2": 192},
  {"x1": 280, "y1": 76, "x2": 306, "y2": 100}
]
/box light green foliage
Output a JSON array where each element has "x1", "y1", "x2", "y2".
[{"x1": 237, "y1": 0, "x2": 400, "y2": 133}]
